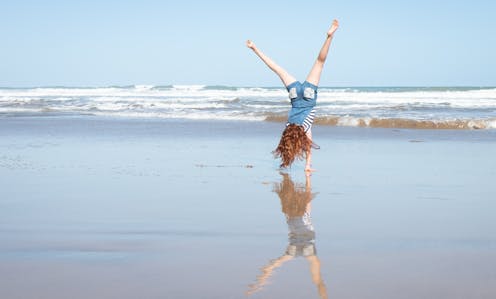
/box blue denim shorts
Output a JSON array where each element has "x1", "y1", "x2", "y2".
[{"x1": 286, "y1": 81, "x2": 318, "y2": 128}]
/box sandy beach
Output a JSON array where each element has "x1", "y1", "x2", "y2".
[{"x1": 1, "y1": 116, "x2": 496, "y2": 298}]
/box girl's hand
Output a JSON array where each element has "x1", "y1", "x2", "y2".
[{"x1": 327, "y1": 19, "x2": 339, "y2": 37}]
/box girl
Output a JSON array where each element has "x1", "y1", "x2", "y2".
[{"x1": 247, "y1": 20, "x2": 339, "y2": 172}]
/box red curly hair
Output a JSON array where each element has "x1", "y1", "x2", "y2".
[{"x1": 273, "y1": 124, "x2": 312, "y2": 168}]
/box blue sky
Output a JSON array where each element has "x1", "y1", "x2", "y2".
[{"x1": 1, "y1": 0, "x2": 495, "y2": 87}]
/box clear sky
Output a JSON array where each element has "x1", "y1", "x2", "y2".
[{"x1": 1, "y1": 0, "x2": 495, "y2": 87}]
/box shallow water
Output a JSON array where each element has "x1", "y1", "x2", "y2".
[{"x1": 1, "y1": 117, "x2": 495, "y2": 298}]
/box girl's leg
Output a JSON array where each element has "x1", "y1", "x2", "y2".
[
  {"x1": 247, "y1": 40, "x2": 296, "y2": 87},
  {"x1": 305, "y1": 20, "x2": 339, "y2": 86}
]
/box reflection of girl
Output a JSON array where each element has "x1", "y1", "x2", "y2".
[
  {"x1": 247, "y1": 20, "x2": 339, "y2": 172},
  {"x1": 277, "y1": 172, "x2": 316, "y2": 257},
  {"x1": 246, "y1": 173, "x2": 328, "y2": 298}
]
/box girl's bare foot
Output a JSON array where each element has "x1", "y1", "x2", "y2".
[
  {"x1": 246, "y1": 40, "x2": 256, "y2": 49},
  {"x1": 327, "y1": 19, "x2": 339, "y2": 37}
]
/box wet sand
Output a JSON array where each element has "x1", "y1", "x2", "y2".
[{"x1": 1, "y1": 117, "x2": 496, "y2": 298}]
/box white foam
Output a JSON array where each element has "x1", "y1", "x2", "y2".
[
  {"x1": 486, "y1": 119, "x2": 496, "y2": 129},
  {"x1": 336, "y1": 116, "x2": 362, "y2": 127},
  {"x1": 316, "y1": 89, "x2": 496, "y2": 108}
]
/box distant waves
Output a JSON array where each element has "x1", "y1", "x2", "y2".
[{"x1": 1, "y1": 85, "x2": 495, "y2": 129}]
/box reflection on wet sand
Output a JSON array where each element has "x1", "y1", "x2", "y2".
[{"x1": 247, "y1": 173, "x2": 328, "y2": 298}]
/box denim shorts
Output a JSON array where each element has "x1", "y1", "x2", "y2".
[{"x1": 286, "y1": 81, "x2": 318, "y2": 128}]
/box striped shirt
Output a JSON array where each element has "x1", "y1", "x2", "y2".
[{"x1": 287, "y1": 108, "x2": 316, "y2": 132}]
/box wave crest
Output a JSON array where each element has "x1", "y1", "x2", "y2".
[{"x1": 265, "y1": 115, "x2": 496, "y2": 130}]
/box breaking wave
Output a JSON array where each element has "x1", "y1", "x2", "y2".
[
  {"x1": 1, "y1": 85, "x2": 495, "y2": 130},
  {"x1": 265, "y1": 115, "x2": 496, "y2": 130}
]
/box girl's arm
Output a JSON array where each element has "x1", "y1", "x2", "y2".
[{"x1": 305, "y1": 130, "x2": 315, "y2": 172}]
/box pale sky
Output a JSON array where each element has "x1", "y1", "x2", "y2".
[{"x1": 1, "y1": 0, "x2": 495, "y2": 87}]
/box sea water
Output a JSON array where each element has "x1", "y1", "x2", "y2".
[{"x1": 1, "y1": 85, "x2": 495, "y2": 129}]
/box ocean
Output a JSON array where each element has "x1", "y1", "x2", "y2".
[{"x1": 1, "y1": 85, "x2": 495, "y2": 129}]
